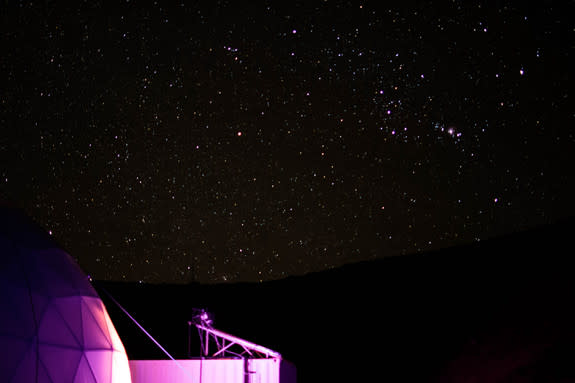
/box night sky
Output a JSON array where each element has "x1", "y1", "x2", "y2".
[{"x1": 1, "y1": 0, "x2": 573, "y2": 284}]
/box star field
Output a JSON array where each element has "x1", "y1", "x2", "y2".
[{"x1": 1, "y1": 0, "x2": 573, "y2": 283}]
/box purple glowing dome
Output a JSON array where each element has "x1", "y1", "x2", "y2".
[{"x1": 0, "y1": 206, "x2": 131, "y2": 382}]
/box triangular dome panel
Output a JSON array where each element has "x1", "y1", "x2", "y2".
[
  {"x1": 30, "y1": 292, "x2": 52, "y2": 330},
  {"x1": 73, "y1": 356, "x2": 97, "y2": 383},
  {"x1": 0, "y1": 336, "x2": 31, "y2": 382},
  {"x1": 37, "y1": 358, "x2": 54, "y2": 383},
  {"x1": 38, "y1": 304, "x2": 81, "y2": 347},
  {"x1": 82, "y1": 299, "x2": 113, "y2": 349},
  {"x1": 39, "y1": 345, "x2": 82, "y2": 383},
  {"x1": 26, "y1": 248, "x2": 80, "y2": 298},
  {"x1": 9, "y1": 341, "x2": 38, "y2": 383},
  {"x1": 0, "y1": 234, "x2": 18, "y2": 266},
  {"x1": 53, "y1": 296, "x2": 84, "y2": 346},
  {"x1": 83, "y1": 297, "x2": 111, "y2": 335},
  {"x1": 0, "y1": 284, "x2": 36, "y2": 339},
  {"x1": 85, "y1": 350, "x2": 112, "y2": 383},
  {"x1": 50, "y1": 250, "x2": 97, "y2": 297},
  {"x1": 0, "y1": 236, "x2": 27, "y2": 290}
]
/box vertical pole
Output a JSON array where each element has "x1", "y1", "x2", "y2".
[
  {"x1": 204, "y1": 330, "x2": 209, "y2": 357},
  {"x1": 244, "y1": 357, "x2": 250, "y2": 383},
  {"x1": 187, "y1": 321, "x2": 192, "y2": 358}
]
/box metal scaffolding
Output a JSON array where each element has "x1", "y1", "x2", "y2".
[{"x1": 190, "y1": 309, "x2": 281, "y2": 359}]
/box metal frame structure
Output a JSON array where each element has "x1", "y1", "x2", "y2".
[{"x1": 190, "y1": 309, "x2": 281, "y2": 359}]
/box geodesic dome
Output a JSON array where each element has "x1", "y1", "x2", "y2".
[{"x1": 0, "y1": 206, "x2": 131, "y2": 383}]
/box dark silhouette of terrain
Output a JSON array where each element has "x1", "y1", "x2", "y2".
[{"x1": 96, "y1": 218, "x2": 575, "y2": 382}]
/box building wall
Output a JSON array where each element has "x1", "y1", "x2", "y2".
[{"x1": 129, "y1": 358, "x2": 295, "y2": 383}]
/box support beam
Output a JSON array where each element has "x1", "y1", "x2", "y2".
[{"x1": 195, "y1": 324, "x2": 282, "y2": 359}]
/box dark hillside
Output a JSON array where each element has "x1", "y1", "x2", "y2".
[{"x1": 96, "y1": 218, "x2": 575, "y2": 382}]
